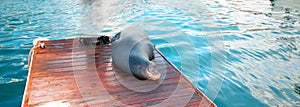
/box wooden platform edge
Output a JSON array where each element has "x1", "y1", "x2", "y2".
[{"x1": 22, "y1": 47, "x2": 36, "y2": 107}]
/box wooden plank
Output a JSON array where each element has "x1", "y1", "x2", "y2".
[{"x1": 22, "y1": 38, "x2": 216, "y2": 107}]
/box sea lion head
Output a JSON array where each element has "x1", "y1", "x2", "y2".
[{"x1": 131, "y1": 60, "x2": 161, "y2": 81}]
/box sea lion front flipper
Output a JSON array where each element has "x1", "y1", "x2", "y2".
[
  {"x1": 149, "y1": 45, "x2": 155, "y2": 61},
  {"x1": 110, "y1": 32, "x2": 121, "y2": 43}
]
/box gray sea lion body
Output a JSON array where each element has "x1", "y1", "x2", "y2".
[{"x1": 111, "y1": 27, "x2": 161, "y2": 80}]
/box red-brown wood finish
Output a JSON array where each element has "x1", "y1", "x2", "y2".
[{"x1": 22, "y1": 38, "x2": 216, "y2": 107}]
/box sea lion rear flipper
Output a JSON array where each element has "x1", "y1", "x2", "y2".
[{"x1": 96, "y1": 36, "x2": 110, "y2": 45}]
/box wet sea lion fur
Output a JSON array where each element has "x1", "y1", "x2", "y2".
[{"x1": 111, "y1": 27, "x2": 161, "y2": 80}]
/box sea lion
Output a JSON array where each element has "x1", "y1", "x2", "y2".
[{"x1": 111, "y1": 26, "x2": 161, "y2": 81}]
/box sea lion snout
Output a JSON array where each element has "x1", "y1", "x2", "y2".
[
  {"x1": 147, "y1": 69, "x2": 161, "y2": 81},
  {"x1": 146, "y1": 62, "x2": 161, "y2": 81},
  {"x1": 131, "y1": 61, "x2": 161, "y2": 81}
]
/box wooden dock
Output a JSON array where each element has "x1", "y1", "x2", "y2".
[{"x1": 22, "y1": 38, "x2": 216, "y2": 107}]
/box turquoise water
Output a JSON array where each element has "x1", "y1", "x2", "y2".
[{"x1": 0, "y1": 0, "x2": 300, "y2": 106}]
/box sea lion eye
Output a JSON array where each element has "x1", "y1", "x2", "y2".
[{"x1": 135, "y1": 65, "x2": 143, "y2": 71}]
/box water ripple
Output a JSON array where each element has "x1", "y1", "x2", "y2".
[{"x1": 1, "y1": 0, "x2": 300, "y2": 106}]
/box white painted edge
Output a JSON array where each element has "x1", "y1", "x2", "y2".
[{"x1": 21, "y1": 49, "x2": 34, "y2": 107}]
